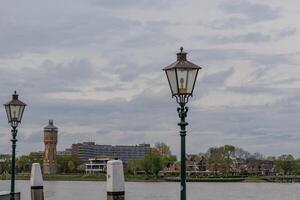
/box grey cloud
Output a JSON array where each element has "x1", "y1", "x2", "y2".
[
  {"x1": 122, "y1": 21, "x2": 179, "y2": 48},
  {"x1": 275, "y1": 28, "x2": 297, "y2": 40},
  {"x1": 206, "y1": 32, "x2": 271, "y2": 44},
  {"x1": 0, "y1": 86, "x2": 177, "y2": 152},
  {"x1": 220, "y1": 0, "x2": 279, "y2": 22},
  {"x1": 201, "y1": 68, "x2": 234, "y2": 85},
  {"x1": 0, "y1": 49, "x2": 298, "y2": 157},
  {"x1": 123, "y1": 24, "x2": 180, "y2": 48},
  {"x1": 192, "y1": 48, "x2": 292, "y2": 66},
  {"x1": 0, "y1": 59, "x2": 98, "y2": 95},
  {"x1": 211, "y1": 17, "x2": 249, "y2": 29},
  {"x1": 189, "y1": 102, "x2": 300, "y2": 153},
  {"x1": 227, "y1": 86, "x2": 283, "y2": 95},
  {"x1": 1, "y1": 0, "x2": 300, "y2": 157},
  {"x1": 196, "y1": 28, "x2": 296, "y2": 45},
  {"x1": 94, "y1": 84, "x2": 126, "y2": 92},
  {"x1": 0, "y1": 3, "x2": 142, "y2": 58},
  {"x1": 107, "y1": 62, "x2": 143, "y2": 82},
  {"x1": 123, "y1": 33, "x2": 178, "y2": 48},
  {"x1": 90, "y1": 0, "x2": 174, "y2": 9},
  {"x1": 212, "y1": 0, "x2": 279, "y2": 29},
  {"x1": 19, "y1": 131, "x2": 43, "y2": 143},
  {"x1": 197, "y1": 68, "x2": 235, "y2": 94},
  {"x1": 273, "y1": 78, "x2": 300, "y2": 85}
]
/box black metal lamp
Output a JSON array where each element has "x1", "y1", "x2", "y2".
[
  {"x1": 163, "y1": 47, "x2": 201, "y2": 105},
  {"x1": 4, "y1": 91, "x2": 26, "y2": 200},
  {"x1": 163, "y1": 47, "x2": 201, "y2": 200},
  {"x1": 4, "y1": 91, "x2": 26, "y2": 128}
]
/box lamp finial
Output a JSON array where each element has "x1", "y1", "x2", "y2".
[{"x1": 12, "y1": 91, "x2": 18, "y2": 100}]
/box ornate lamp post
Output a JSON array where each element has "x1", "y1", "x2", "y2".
[
  {"x1": 4, "y1": 91, "x2": 26, "y2": 200},
  {"x1": 163, "y1": 47, "x2": 201, "y2": 200}
]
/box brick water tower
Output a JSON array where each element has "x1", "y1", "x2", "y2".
[{"x1": 43, "y1": 120, "x2": 58, "y2": 174}]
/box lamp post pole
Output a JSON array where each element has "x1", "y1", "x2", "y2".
[
  {"x1": 4, "y1": 91, "x2": 26, "y2": 200},
  {"x1": 10, "y1": 127, "x2": 17, "y2": 200},
  {"x1": 178, "y1": 103, "x2": 188, "y2": 200},
  {"x1": 163, "y1": 47, "x2": 202, "y2": 200}
]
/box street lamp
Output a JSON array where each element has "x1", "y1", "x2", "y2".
[
  {"x1": 4, "y1": 91, "x2": 26, "y2": 200},
  {"x1": 163, "y1": 47, "x2": 201, "y2": 200}
]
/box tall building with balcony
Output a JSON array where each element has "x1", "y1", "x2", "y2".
[{"x1": 43, "y1": 120, "x2": 58, "y2": 174}]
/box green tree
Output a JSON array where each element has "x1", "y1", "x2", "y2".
[
  {"x1": 155, "y1": 142, "x2": 171, "y2": 156},
  {"x1": 151, "y1": 150, "x2": 162, "y2": 176},
  {"x1": 16, "y1": 155, "x2": 32, "y2": 172},
  {"x1": 275, "y1": 154, "x2": 297, "y2": 175},
  {"x1": 57, "y1": 155, "x2": 71, "y2": 173},
  {"x1": 15, "y1": 152, "x2": 44, "y2": 173},
  {"x1": 139, "y1": 143, "x2": 177, "y2": 176},
  {"x1": 0, "y1": 154, "x2": 11, "y2": 174},
  {"x1": 207, "y1": 147, "x2": 226, "y2": 174},
  {"x1": 0, "y1": 162, "x2": 4, "y2": 174},
  {"x1": 141, "y1": 152, "x2": 153, "y2": 175},
  {"x1": 127, "y1": 160, "x2": 142, "y2": 174},
  {"x1": 161, "y1": 155, "x2": 177, "y2": 165},
  {"x1": 154, "y1": 142, "x2": 177, "y2": 170},
  {"x1": 206, "y1": 145, "x2": 236, "y2": 175},
  {"x1": 223, "y1": 145, "x2": 235, "y2": 174},
  {"x1": 68, "y1": 160, "x2": 76, "y2": 173},
  {"x1": 57, "y1": 155, "x2": 79, "y2": 173},
  {"x1": 141, "y1": 149, "x2": 163, "y2": 176},
  {"x1": 78, "y1": 164, "x2": 86, "y2": 172},
  {"x1": 28, "y1": 152, "x2": 44, "y2": 166}
]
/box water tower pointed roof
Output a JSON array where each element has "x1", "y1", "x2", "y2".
[{"x1": 44, "y1": 120, "x2": 58, "y2": 132}]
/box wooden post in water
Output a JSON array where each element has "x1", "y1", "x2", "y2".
[
  {"x1": 30, "y1": 163, "x2": 44, "y2": 200},
  {"x1": 106, "y1": 160, "x2": 125, "y2": 200}
]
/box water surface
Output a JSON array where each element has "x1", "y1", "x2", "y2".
[{"x1": 0, "y1": 180, "x2": 300, "y2": 200}]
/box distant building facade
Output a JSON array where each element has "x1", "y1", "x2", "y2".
[
  {"x1": 186, "y1": 154, "x2": 208, "y2": 172},
  {"x1": 57, "y1": 148, "x2": 72, "y2": 156},
  {"x1": 246, "y1": 159, "x2": 274, "y2": 176},
  {"x1": 43, "y1": 120, "x2": 58, "y2": 174},
  {"x1": 85, "y1": 158, "x2": 110, "y2": 174},
  {"x1": 71, "y1": 142, "x2": 151, "y2": 162}
]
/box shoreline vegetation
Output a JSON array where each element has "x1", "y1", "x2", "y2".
[
  {"x1": 2, "y1": 143, "x2": 300, "y2": 183},
  {"x1": 1, "y1": 173, "x2": 300, "y2": 183}
]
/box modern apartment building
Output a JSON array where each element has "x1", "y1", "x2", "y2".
[{"x1": 71, "y1": 142, "x2": 151, "y2": 162}]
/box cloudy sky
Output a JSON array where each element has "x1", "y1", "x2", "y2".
[{"x1": 0, "y1": 0, "x2": 300, "y2": 157}]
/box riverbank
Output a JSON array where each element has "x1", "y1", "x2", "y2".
[
  {"x1": 164, "y1": 176, "x2": 268, "y2": 183},
  {"x1": 2, "y1": 173, "x2": 300, "y2": 182},
  {"x1": 0, "y1": 173, "x2": 281, "y2": 182}
]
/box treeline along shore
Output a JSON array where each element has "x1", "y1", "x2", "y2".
[
  {"x1": 1, "y1": 143, "x2": 300, "y2": 183},
  {"x1": 2, "y1": 174, "x2": 300, "y2": 183}
]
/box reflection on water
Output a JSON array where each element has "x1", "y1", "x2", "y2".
[{"x1": 0, "y1": 180, "x2": 300, "y2": 200}]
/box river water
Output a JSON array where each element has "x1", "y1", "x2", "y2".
[{"x1": 1, "y1": 180, "x2": 300, "y2": 200}]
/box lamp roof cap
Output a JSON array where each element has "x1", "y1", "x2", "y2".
[
  {"x1": 163, "y1": 47, "x2": 202, "y2": 71},
  {"x1": 4, "y1": 91, "x2": 26, "y2": 106}
]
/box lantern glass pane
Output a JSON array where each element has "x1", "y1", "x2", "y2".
[
  {"x1": 166, "y1": 69, "x2": 178, "y2": 95},
  {"x1": 187, "y1": 69, "x2": 198, "y2": 93},
  {"x1": 4, "y1": 105, "x2": 11, "y2": 122},
  {"x1": 177, "y1": 69, "x2": 188, "y2": 94},
  {"x1": 18, "y1": 105, "x2": 25, "y2": 122},
  {"x1": 10, "y1": 105, "x2": 21, "y2": 122}
]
